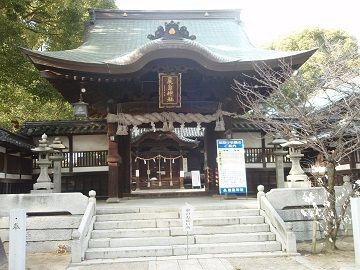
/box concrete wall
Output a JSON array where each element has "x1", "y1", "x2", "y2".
[
  {"x1": 73, "y1": 134, "x2": 108, "y2": 152},
  {"x1": 232, "y1": 132, "x2": 262, "y2": 148},
  {"x1": 266, "y1": 187, "x2": 353, "y2": 241},
  {"x1": 33, "y1": 134, "x2": 108, "y2": 152}
]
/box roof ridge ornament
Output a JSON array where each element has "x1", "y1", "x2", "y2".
[{"x1": 147, "y1": 21, "x2": 196, "y2": 41}]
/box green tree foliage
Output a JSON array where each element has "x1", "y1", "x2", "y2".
[
  {"x1": 0, "y1": 0, "x2": 116, "y2": 130},
  {"x1": 267, "y1": 28, "x2": 360, "y2": 100}
]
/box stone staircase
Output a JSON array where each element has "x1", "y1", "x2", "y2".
[{"x1": 85, "y1": 204, "x2": 282, "y2": 260}]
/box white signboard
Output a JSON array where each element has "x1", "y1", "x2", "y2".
[
  {"x1": 216, "y1": 139, "x2": 247, "y2": 195},
  {"x1": 181, "y1": 203, "x2": 194, "y2": 232},
  {"x1": 191, "y1": 170, "x2": 201, "y2": 188}
]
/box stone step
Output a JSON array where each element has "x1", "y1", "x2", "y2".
[
  {"x1": 91, "y1": 223, "x2": 269, "y2": 239},
  {"x1": 91, "y1": 227, "x2": 170, "y2": 239},
  {"x1": 194, "y1": 232, "x2": 276, "y2": 244},
  {"x1": 172, "y1": 241, "x2": 282, "y2": 256},
  {"x1": 96, "y1": 206, "x2": 259, "y2": 215},
  {"x1": 192, "y1": 209, "x2": 259, "y2": 218},
  {"x1": 170, "y1": 224, "x2": 270, "y2": 236},
  {"x1": 96, "y1": 209, "x2": 259, "y2": 221},
  {"x1": 94, "y1": 216, "x2": 264, "y2": 230},
  {"x1": 89, "y1": 235, "x2": 195, "y2": 248},
  {"x1": 96, "y1": 211, "x2": 179, "y2": 221},
  {"x1": 86, "y1": 245, "x2": 172, "y2": 259},
  {"x1": 85, "y1": 241, "x2": 281, "y2": 259},
  {"x1": 88, "y1": 232, "x2": 275, "y2": 248}
]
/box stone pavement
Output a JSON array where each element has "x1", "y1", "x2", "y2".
[{"x1": 0, "y1": 244, "x2": 357, "y2": 270}]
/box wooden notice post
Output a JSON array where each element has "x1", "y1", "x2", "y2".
[{"x1": 9, "y1": 209, "x2": 26, "y2": 270}]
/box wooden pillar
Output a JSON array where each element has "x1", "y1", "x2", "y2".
[
  {"x1": 179, "y1": 155, "x2": 184, "y2": 189},
  {"x1": 135, "y1": 156, "x2": 140, "y2": 190},
  {"x1": 204, "y1": 122, "x2": 218, "y2": 191},
  {"x1": 106, "y1": 123, "x2": 121, "y2": 202},
  {"x1": 68, "y1": 135, "x2": 73, "y2": 173},
  {"x1": 118, "y1": 133, "x2": 131, "y2": 195},
  {"x1": 261, "y1": 131, "x2": 266, "y2": 168}
]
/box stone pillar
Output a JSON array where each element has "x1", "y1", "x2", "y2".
[
  {"x1": 49, "y1": 137, "x2": 66, "y2": 193},
  {"x1": 106, "y1": 123, "x2": 121, "y2": 203},
  {"x1": 274, "y1": 148, "x2": 288, "y2": 188}
]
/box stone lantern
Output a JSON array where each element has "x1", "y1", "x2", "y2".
[
  {"x1": 281, "y1": 130, "x2": 311, "y2": 188},
  {"x1": 49, "y1": 137, "x2": 66, "y2": 193},
  {"x1": 268, "y1": 133, "x2": 288, "y2": 188},
  {"x1": 31, "y1": 134, "x2": 54, "y2": 193}
]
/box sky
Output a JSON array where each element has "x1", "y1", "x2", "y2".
[{"x1": 115, "y1": 0, "x2": 359, "y2": 46}]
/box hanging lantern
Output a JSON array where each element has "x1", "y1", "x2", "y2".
[{"x1": 73, "y1": 87, "x2": 88, "y2": 119}]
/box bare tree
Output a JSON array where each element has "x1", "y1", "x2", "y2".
[{"x1": 233, "y1": 43, "x2": 360, "y2": 251}]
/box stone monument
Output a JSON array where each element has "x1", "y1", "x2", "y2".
[
  {"x1": 31, "y1": 133, "x2": 54, "y2": 193},
  {"x1": 281, "y1": 130, "x2": 311, "y2": 188}
]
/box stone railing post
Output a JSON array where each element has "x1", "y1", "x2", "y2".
[
  {"x1": 257, "y1": 185, "x2": 265, "y2": 209},
  {"x1": 71, "y1": 230, "x2": 81, "y2": 263},
  {"x1": 71, "y1": 190, "x2": 96, "y2": 263},
  {"x1": 89, "y1": 190, "x2": 96, "y2": 212},
  {"x1": 285, "y1": 223, "x2": 297, "y2": 253}
]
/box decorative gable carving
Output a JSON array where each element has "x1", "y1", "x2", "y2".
[{"x1": 147, "y1": 21, "x2": 196, "y2": 40}]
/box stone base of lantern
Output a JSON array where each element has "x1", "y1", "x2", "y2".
[
  {"x1": 31, "y1": 182, "x2": 54, "y2": 193},
  {"x1": 285, "y1": 174, "x2": 311, "y2": 188}
]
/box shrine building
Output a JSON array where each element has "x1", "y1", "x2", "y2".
[{"x1": 17, "y1": 9, "x2": 318, "y2": 199}]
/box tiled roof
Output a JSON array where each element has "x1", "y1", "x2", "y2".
[
  {"x1": 19, "y1": 120, "x2": 107, "y2": 136},
  {"x1": 22, "y1": 9, "x2": 316, "y2": 72},
  {"x1": 0, "y1": 128, "x2": 33, "y2": 150},
  {"x1": 131, "y1": 127, "x2": 204, "y2": 144},
  {"x1": 231, "y1": 120, "x2": 263, "y2": 131}
]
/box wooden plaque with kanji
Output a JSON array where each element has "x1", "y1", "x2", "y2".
[{"x1": 159, "y1": 73, "x2": 181, "y2": 108}]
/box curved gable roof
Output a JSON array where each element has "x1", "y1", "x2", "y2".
[{"x1": 22, "y1": 9, "x2": 316, "y2": 74}]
